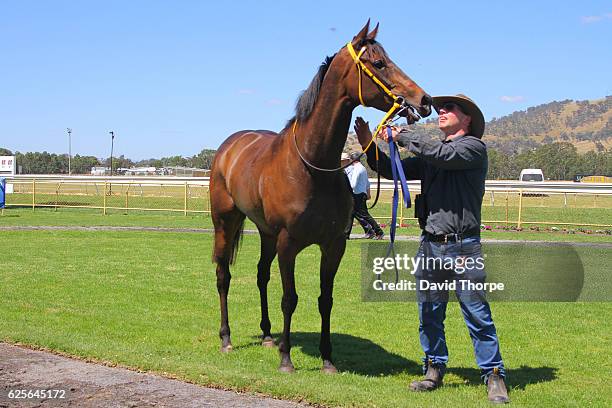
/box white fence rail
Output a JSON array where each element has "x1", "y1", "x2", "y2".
[
  {"x1": 2, "y1": 175, "x2": 611, "y2": 228},
  {"x1": 4, "y1": 175, "x2": 612, "y2": 194}
]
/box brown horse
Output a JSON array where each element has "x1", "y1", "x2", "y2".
[{"x1": 210, "y1": 21, "x2": 431, "y2": 373}]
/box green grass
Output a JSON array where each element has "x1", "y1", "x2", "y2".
[
  {"x1": 1, "y1": 229, "x2": 611, "y2": 407},
  {"x1": 2, "y1": 207, "x2": 611, "y2": 243},
  {"x1": 1, "y1": 207, "x2": 212, "y2": 228}
]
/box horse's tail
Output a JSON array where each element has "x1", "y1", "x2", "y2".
[{"x1": 228, "y1": 217, "x2": 245, "y2": 265}]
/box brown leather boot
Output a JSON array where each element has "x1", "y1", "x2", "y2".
[
  {"x1": 409, "y1": 362, "x2": 444, "y2": 392},
  {"x1": 487, "y1": 368, "x2": 509, "y2": 404}
]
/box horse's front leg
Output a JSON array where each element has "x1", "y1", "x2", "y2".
[
  {"x1": 257, "y1": 232, "x2": 277, "y2": 347},
  {"x1": 276, "y1": 229, "x2": 300, "y2": 372},
  {"x1": 318, "y1": 235, "x2": 346, "y2": 373}
]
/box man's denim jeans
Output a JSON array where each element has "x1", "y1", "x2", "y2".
[{"x1": 415, "y1": 235, "x2": 505, "y2": 382}]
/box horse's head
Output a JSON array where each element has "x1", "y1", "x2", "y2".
[{"x1": 342, "y1": 21, "x2": 432, "y2": 121}]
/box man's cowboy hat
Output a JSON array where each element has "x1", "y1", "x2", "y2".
[
  {"x1": 341, "y1": 152, "x2": 350, "y2": 161},
  {"x1": 432, "y1": 94, "x2": 485, "y2": 138}
]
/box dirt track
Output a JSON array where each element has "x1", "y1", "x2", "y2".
[{"x1": 0, "y1": 343, "x2": 307, "y2": 408}]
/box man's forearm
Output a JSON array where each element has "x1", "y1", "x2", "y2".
[
  {"x1": 365, "y1": 146, "x2": 395, "y2": 180},
  {"x1": 396, "y1": 130, "x2": 486, "y2": 170}
]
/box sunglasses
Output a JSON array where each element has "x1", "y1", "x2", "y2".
[{"x1": 439, "y1": 102, "x2": 465, "y2": 114}]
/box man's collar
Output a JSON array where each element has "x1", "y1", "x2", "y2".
[{"x1": 443, "y1": 133, "x2": 475, "y2": 143}]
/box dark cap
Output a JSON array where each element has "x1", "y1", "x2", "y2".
[{"x1": 349, "y1": 152, "x2": 363, "y2": 162}]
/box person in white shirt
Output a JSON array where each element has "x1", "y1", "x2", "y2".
[{"x1": 343, "y1": 152, "x2": 384, "y2": 239}]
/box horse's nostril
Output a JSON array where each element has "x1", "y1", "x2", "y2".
[{"x1": 422, "y1": 94, "x2": 433, "y2": 107}]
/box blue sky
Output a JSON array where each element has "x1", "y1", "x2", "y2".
[{"x1": 1, "y1": 1, "x2": 610, "y2": 160}]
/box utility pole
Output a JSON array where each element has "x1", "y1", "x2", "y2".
[
  {"x1": 67, "y1": 128, "x2": 72, "y2": 175},
  {"x1": 109, "y1": 131, "x2": 115, "y2": 176}
]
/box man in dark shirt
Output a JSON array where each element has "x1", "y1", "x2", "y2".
[{"x1": 354, "y1": 94, "x2": 509, "y2": 404}]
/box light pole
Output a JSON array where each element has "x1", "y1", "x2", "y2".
[
  {"x1": 109, "y1": 131, "x2": 115, "y2": 176},
  {"x1": 67, "y1": 128, "x2": 72, "y2": 175}
]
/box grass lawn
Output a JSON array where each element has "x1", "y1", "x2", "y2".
[
  {"x1": 1, "y1": 228, "x2": 610, "y2": 407},
  {"x1": 2, "y1": 207, "x2": 611, "y2": 243}
]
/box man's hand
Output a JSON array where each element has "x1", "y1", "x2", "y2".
[
  {"x1": 353, "y1": 117, "x2": 372, "y2": 147},
  {"x1": 376, "y1": 125, "x2": 401, "y2": 143}
]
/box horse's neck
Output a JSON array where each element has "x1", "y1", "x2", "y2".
[{"x1": 292, "y1": 75, "x2": 354, "y2": 169}]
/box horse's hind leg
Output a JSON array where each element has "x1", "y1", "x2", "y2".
[
  {"x1": 212, "y1": 195, "x2": 245, "y2": 353},
  {"x1": 257, "y1": 232, "x2": 277, "y2": 347}
]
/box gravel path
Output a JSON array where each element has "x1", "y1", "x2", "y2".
[{"x1": 0, "y1": 343, "x2": 308, "y2": 408}]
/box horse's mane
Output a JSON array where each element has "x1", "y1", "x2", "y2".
[{"x1": 284, "y1": 54, "x2": 336, "y2": 130}]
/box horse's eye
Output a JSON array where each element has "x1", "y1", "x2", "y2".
[{"x1": 373, "y1": 60, "x2": 386, "y2": 69}]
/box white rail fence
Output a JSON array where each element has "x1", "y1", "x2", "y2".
[
  {"x1": 4, "y1": 175, "x2": 612, "y2": 192},
  {"x1": 2, "y1": 175, "x2": 612, "y2": 228}
]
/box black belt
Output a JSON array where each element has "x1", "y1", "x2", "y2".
[{"x1": 424, "y1": 228, "x2": 480, "y2": 243}]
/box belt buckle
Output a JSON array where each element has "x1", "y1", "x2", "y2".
[{"x1": 444, "y1": 233, "x2": 460, "y2": 243}]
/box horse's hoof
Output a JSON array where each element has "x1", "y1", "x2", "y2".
[
  {"x1": 220, "y1": 344, "x2": 233, "y2": 353},
  {"x1": 278, "y1": 364, "x2": 295, "y2": 373},
  {"x1": 321, "y1": 361, "x2": 338, "y2": 374},
  {"x1": 262, "y1": 337, "x2": 276, "y2": 348}
]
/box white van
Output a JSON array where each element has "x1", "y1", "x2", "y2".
[{"x1": 519, "y1": 169, "x2": 544, "y2": 182}]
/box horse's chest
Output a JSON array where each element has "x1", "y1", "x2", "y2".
[{"x1": 291, "y1": 192, "x2": 351, "y2": 236}]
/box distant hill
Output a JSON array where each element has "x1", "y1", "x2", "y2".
[
  {"x1": 485, "y1": 96, "x2": 611, "y2": 153},
  {"x1": 344, "y1": 96, "x2": 611, "y2": 154}
]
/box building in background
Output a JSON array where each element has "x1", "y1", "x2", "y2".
[
  {"x1": 90, "y1": 166, "x2": 110, "y2": 176},
  {"x1": 0, "y1": 156, "x2": 16, "y2": 176},
  {"x1": 124, "y1": 167, "x2": 157, "y2": 176},
  {"x1": 90, "y1": 165, "x2": 210, "y2": 177},
  {"x1": 162, "y1": 166, "x2": 209, "y2": 177}
]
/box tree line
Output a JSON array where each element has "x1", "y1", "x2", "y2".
[
  {"x1": 487, "y1": 142, "x2": 611, "y2": 180},
  {"x1": 2, "y1": 144, "x2": 610, "y2": 180},
  {"x1": 0, "y1": 148, "x2": 217, "y2": 175}
]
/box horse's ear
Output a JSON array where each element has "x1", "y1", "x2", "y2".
[
  {"x1": 367, "y1": 22, "x2": 379, "y2": 40},
  {"x1": 352, "y1": 19, "x2": 370, "y2": 44}
]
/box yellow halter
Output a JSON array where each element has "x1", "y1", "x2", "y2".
[
  {"x1": 346, "y1": 41, "x2": 404, "y2": 159},
  {"x1": 292, "y1": 41, "x2": 410, "y2": 172}
]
